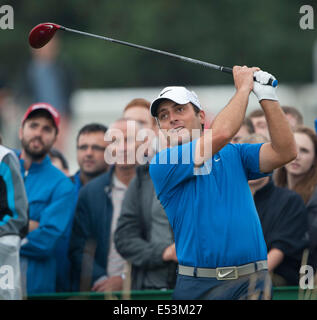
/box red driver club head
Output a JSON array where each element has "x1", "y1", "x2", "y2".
[{"x1": 28, "y1": 22, "x2": 61, "y2": 49}]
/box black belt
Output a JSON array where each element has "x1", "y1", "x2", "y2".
[{"x1": 178, "y1": 260, "x2": 268, "y2": 280}]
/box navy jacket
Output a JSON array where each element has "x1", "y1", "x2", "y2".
[
  {"x1": 55, "y1": 170, "x2": 83, "y2": 292},
  {"x1": 69, "y1": 167, "x2": 114, "y2": 291}
]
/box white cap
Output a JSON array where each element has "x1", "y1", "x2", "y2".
[{"x1": 150, "y1": 86, "x2": 202, "y2": 117}]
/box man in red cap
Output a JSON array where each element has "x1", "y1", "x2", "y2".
[
  {"x1": 19, "y1": 102, "x2": 60, "y2": 164},
  {"x1": 17, "y1": 103, "x2": 76, "y2": 295}
]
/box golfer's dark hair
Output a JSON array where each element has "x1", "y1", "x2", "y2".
[
  {"x1": 76, "y1": 123, "x2": 108, "y2": 143},
  {"x1": 192, "y1": 104, "x2": 204, "y2": 131},
  {"x1": 281, "y1": 106, "x2": 303, "y2": 125},
  {"x1": 49, "y1": 148, "x2": 69, "y2": 170}
]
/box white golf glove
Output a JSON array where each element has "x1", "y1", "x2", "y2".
[{"x1": 252, "y1": 70, "x2": 278, "y2": 102}]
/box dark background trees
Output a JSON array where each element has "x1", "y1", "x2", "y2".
[{"x1": 1, "y1": 0, "x2": 316, "y2": 88}]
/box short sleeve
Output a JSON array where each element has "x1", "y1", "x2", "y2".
[{"x1": 238, "y1": 143, "x2": 272, "y2": 180}]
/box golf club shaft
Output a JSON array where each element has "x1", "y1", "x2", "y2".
[{"x1": 60, "y1": 26, "x2": 277, "y2": 87}]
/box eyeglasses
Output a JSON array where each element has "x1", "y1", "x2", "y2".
[{"x1": 77, "y1": 144, "x2": 106, "y2": 152}]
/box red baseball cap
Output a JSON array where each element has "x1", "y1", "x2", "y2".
[{"x1": 22, "y1": 103, "x2": 61, "y2": 130}]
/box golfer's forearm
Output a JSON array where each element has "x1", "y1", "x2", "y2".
[
  {"x1": 195, "y1": 88, "x2": 250, "y2": 165},
  {"x1": 261, "y1": 100, "x2": 297, "y2": 160},
  {"x1": 212, "y1": 88, "x2": 250, "y2": 138}
]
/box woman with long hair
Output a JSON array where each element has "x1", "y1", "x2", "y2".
[{"x1": 275, "y1": 125, "x2": 317, "y2": 269}]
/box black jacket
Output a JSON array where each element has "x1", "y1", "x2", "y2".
[{"x1": 254, "y1": 178, "x2": 309, "y2": 285}]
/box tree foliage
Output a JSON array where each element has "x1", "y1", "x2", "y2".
[{"x1": 0, "y1": 0, "x2": 316, "y2": 88}]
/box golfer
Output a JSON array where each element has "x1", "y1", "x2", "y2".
[{"x1": 149, "y1": 66, "x2": 297, "y2": 300}]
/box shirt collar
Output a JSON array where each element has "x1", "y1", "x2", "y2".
[
  {"x1": 112, "y1": 174, "x2": 127, "y2": 191},
  {"x1": 73, "y1": 170, "x2": 83, "y2": 188},
  {"x1": 19, "y1": 153, "x2": 51, "y2": 170}
]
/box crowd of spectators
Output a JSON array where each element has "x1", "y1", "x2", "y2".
[{"x1": 0, "y1": 68, "x2": 317, "y2": 299}]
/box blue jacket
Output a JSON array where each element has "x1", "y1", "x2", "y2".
[
  {"x1": 55, "y1": 170, "x2": 82, "y2": 292},
  {"x1": 69, "y1": 167, "x2": 114, "y2": 292},
  {"x1": 72, "y1": 170, "x2": 83, "y2": 198},
  {"x1": 18, "y1": 153, "x2": 76, "y2": 294}
]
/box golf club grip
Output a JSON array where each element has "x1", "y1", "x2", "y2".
[{"x1": 221, "y1": 67, "x2": 278, "y2": 87}]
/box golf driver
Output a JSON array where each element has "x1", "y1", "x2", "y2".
[{"x1": 28, "y1": 22, "x2": 278, "y2": 87}]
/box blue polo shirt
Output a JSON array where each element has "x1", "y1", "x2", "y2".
[{"x1": 149, "y1": 139, "x2": 269, "y2": 268}]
